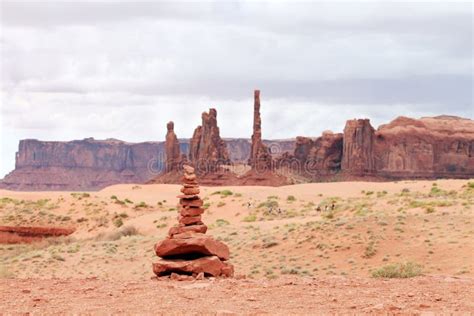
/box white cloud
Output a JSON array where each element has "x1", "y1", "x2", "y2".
[{"x1": 0, "y1": 1, "x2": 472, "y2": 177}]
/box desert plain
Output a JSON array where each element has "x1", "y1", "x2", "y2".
[{"x1": 1, "y1": 179, "x2": 474, "y2": 314}]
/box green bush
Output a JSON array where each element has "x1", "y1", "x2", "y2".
[
  {"x1": 372, "y1": 262, "x2": 422, "y2": 278},
  {"x1": 243, "y1": 214, "x2": 257, "y2": 222},
  {"x1": 113, "y1": 218, "x2": 124, "y2": 228},
  {"x1": 212, "y1": 190, "x2": 233, "y2": 197},
  {"x1": 287, "y1": 195, "x2": 296, "y2": 202}
]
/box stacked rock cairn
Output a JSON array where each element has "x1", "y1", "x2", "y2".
[{"x1": 153, "y1": 165, "x2": 234, "y2": 278}]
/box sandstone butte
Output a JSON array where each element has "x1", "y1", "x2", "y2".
[{"x1": 152, "y1": 165, "x2": 234, "y2": 279}]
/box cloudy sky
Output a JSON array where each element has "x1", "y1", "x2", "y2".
[{"x1": 0, "y1": 1, "x2": 473, "y2": 177}]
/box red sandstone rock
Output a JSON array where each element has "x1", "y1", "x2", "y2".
[
  {"x1": 176, "y1": 194, "x2": 199, "y2": 200},
  {"x1": 180, "y1": 187, "x2": 200, "y2": 195},
  {"x1": 249, "y1": 90, "x2": 272, "y2": 171},
  {"x1": 152, "y1": 256, "x2": 234, "y2": 277},
  {"x1": 277, "y1": 132, "x2": 343, "y2": 179},
  {"x1": 342, "y1": 119, "x2": 375, "y2": 174},
  {"x1": 154, "y1": 234, "x2": 230, "y2": 260},
  {"x1": 168, "y1": 224, "x2": 208, "y2": 237},
  {"x1": 179, "y1": 198, "x2": 204, "y2": 207},
  {"x1": 0, "y1": 226, "x2": 75, "y2": 244},
  {"x1": 180, "y1": 207, "x2": 205, "y2": 217},
  {"x1": 165, "y1": 121, "x2": 182, "y2": 172},
  {"x1": 178, "y1": 215, "x2": 202, "y2": 225},
  {"x1": 189, "y1": 109, "x2": 230, "y2": 172}
]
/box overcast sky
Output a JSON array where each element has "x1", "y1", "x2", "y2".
[{"x1": 0, "y1": 1, "x2": 473, "y2": 178}]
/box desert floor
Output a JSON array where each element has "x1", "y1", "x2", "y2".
[{"x1": 1, "y1": 179, "x2": 474, "y2": 313}]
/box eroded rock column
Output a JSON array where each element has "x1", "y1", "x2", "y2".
[{"x1": 249, "y1": 90, "x2": 272, "y2": 170}]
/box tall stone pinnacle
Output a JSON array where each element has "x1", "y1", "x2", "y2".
[
  {"x1": 165, "y1": 121, "x2": 181, "y2": 172},
  {"x1": 249, "y1": 90, "x2": 272, "y2": 170}
]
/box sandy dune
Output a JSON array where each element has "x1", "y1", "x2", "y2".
[{"x1": 1, "y1": 179, "x2": 474, "y2": 313}]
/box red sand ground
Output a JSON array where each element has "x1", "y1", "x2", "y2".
[{"x1": 1, "y1": 276, "x2": 473, "y2": 314}]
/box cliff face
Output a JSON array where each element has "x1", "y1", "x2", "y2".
[
  {"x1": 291, "y1": 116, "x2": 474, "y2": 180},
  {"x1": 341, "y1": 119, "x2": 375, "y2": 174},
  {"x1": 373, "y1": 116, "x2": 474, "y2": 178},
  {"x1": 2, "y1": 138, "x2": 165, "y2": 191},
  {"x1": 1, "y1": 138, "x2": 294, "y2": 191}
]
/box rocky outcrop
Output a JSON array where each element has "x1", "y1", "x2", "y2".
[
  {"x1": 249, "y1": 90, "x2": 272, "y2": 171},
  {"x1": 289, "y1": 116, "x2": 474, "y2": 180},
  {"x1": 1, "y1": 138, "x2": 294, "y2": 191},
  {"x1": 372, "y1": 116, "x2": 474, "y2": 178},
  {"x1": 0, "y1": 138, "x2": 168, "y2": 191},
  {"x1": 0, "y1": 226, "x2": 75, "y2": 244},
  {"x1": 165, "y1": 121, "x2": 182, "y2": 172},
  {"x1": 341, "y1": 119, "x2": 375, "y2": 174},
  {"x1": 189, "y1": 109, "x2": 230, "y2": 173},
  {"x1": 153, "y1": 166, "x2": 233, "y2": 278}
]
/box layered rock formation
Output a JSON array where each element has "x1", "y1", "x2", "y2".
[
  {"x1": 1, "y1": 138, "x2": 293, "y2": 191},
  {"x1": 290, "y1": 116, "x2": 474, "y2": 180},
  {"x1": 0, "y1": 138, "x2": 168, "y2": 191},
  {"x1": 189, "y1": 109, "x2": 230, "y2": 173},
  {"x1": 0, "y1": 226, "x2": 75, "y2": 244},
  {"x1": 371, "y1": 116, "x2": 474, "y2": 178},
  {"x1": 248, "y1": 90, "x2": 272, "y2": 171},
  {"x1": 341, "y1": 119, "x2": 375, "y2": 174},
  {"x1": 153, "y1": 166, "x2": 234, "y2": 278},
  {"x1": 165, "y1": 121, "x2": 183, "y2": 172}
]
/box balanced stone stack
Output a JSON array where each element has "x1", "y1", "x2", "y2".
[{"x1": 153, "y1": 165, "x2": 234, "y2": 278}]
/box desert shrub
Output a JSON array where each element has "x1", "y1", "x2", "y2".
[
  {"x1": 98, "y1": 226, "x2": 139, "y2": 241},
  {"x1": 262, "y1": 237, "x2": 279, "y2": 248},
  {"x1": 363, "y1": 241, "x2": 377, "y2": 258},
  {"x1": 372, "y1": 262, "x2": 422, "y2": 278},
  {"x1": 258, "y1": 200, "x2": 279, "y2": 209},
  {"x1": 365, "y1": 191, "x2": 374, "y2": 196},
  {"x1": 322, "y1": 210, "x2": 335, "y2": 220},
  {"x1": 243, "y1": 214, "x2": 257, "y2": 222},
  {"x1": 124, "y1": 199, "x2": 133, "y2": 204},
  {"x1": 286, "y1": 195, "x2": 296, "y2": 202},
  {"x1": 425, "y1": 206, "x2": 435, "y2": 214},
  {"x1": 217, "y1": 202, "x2": 226, "y2": 208},
  {"x1": 134, "y1": 202, "x2": 148, "y2": 209},
  {"x1": 467, "y1": 182, "x2": 474, "y2": 189},
  {"x1": 113, "y1": 218, "x2": 124, "y2": 228},
  {"x1": 400, "y1": 188, "x2": 410, "y2": 195},
  {"x1": 212, "y1": 190, "x2": 233, "y2": 197},
  {"x1": 110, "y1": 195, "x2": 118, "y2": 200},
  {"x1": 51, "y1": 254, "x2": 65, "y2": 261},
  {"x1": 215, "y1": 219, "x2": 230, "y2": 227},
  {"x1": 203, "y1": 203, "x2": 211, "y2": 209},
  {"x1": 0, "y1": 266, "x2": 14, "y2": 278}
]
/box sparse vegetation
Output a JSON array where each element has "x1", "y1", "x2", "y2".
[{"x1": 372, "y1": 262, "x2": 423, "y2": 278}]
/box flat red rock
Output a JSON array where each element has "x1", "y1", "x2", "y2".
[
  {"x1": 154, "y1": 234, "x2": 230, "y2": 260},
  {"x1": 179, "y1": 207, "x2": 204, "y2": 217},
  {"x1": 178, "y1": 215, "x2": 202, "y2": 225},
  {"x1": 180, "y1": 199, "x2": 204, "y2": 207},
  {"x1": 168, "y1": 224, "x2": 208, "y2": 236},
  {"x1": 181, "y1": 187, "x2": 200, "y2": 195},
  {"x1": 176, "y1": 194, "x2": 199, "y2": 200},
  {"x1": 153, "y1": 256, "x2": 234, "y2": 277}
]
